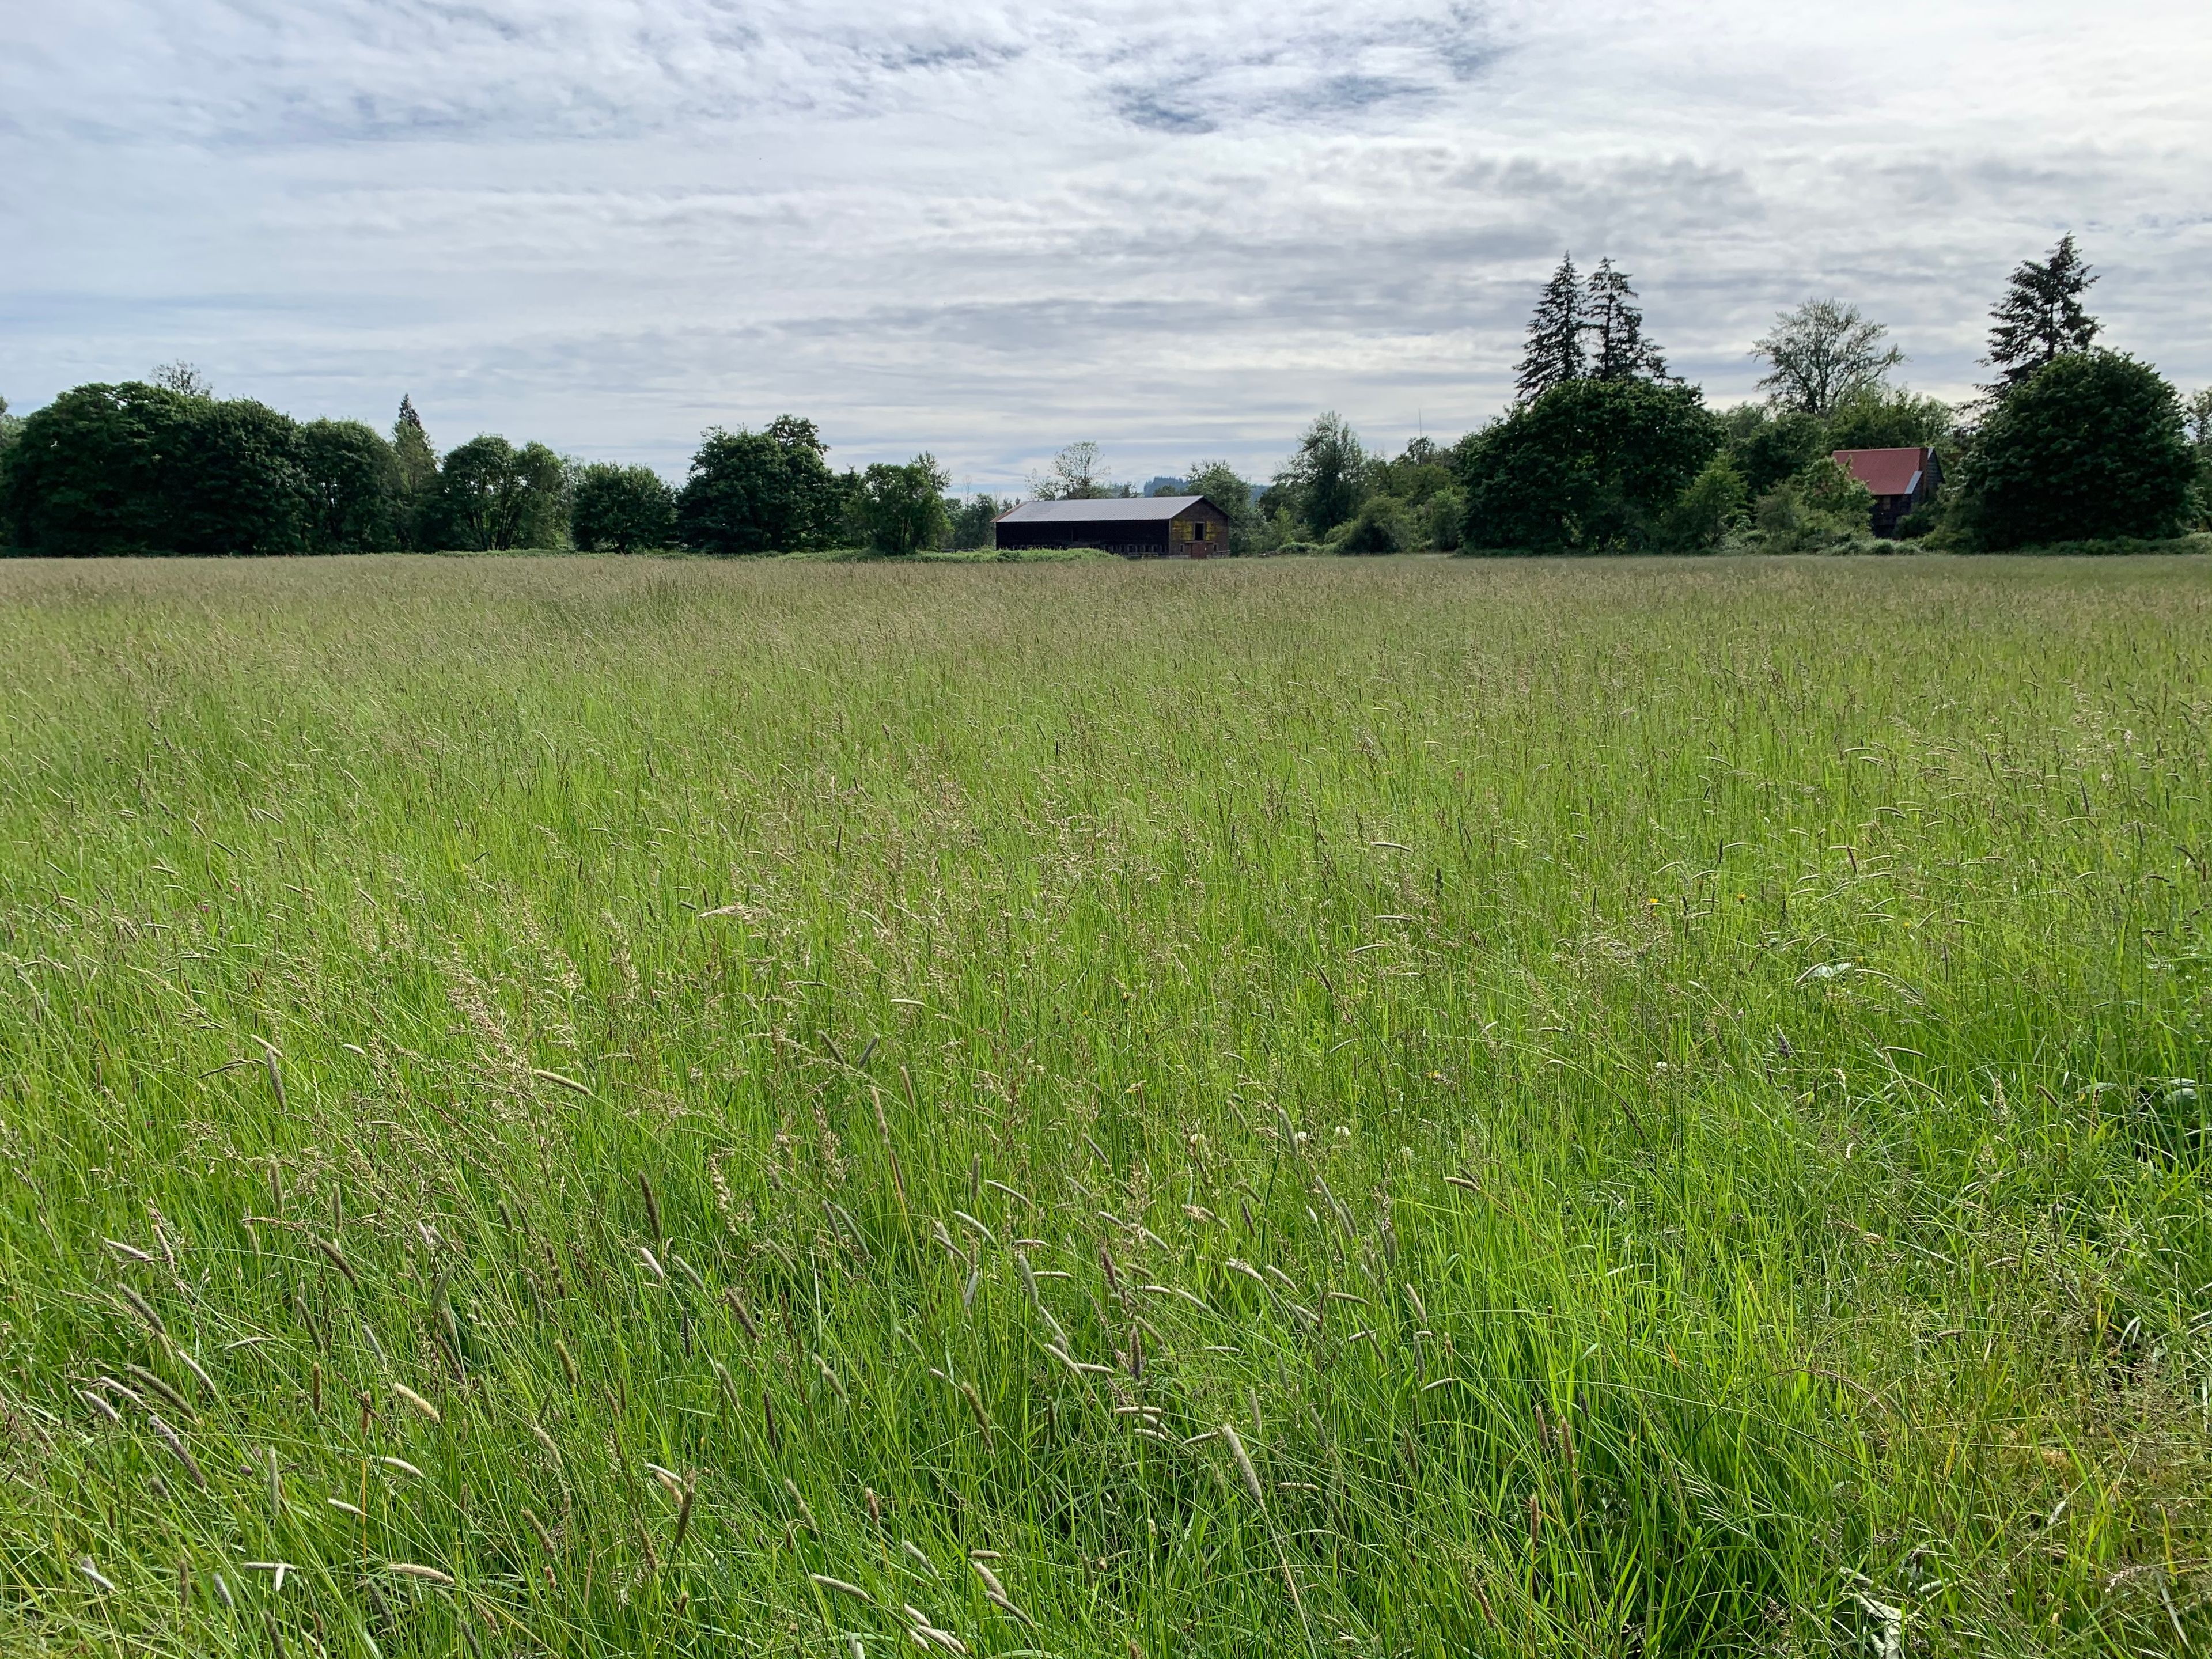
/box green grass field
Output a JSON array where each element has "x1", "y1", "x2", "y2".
[{"x1": 1, "y1": 554, "x2": 2207, "y2": 1657}]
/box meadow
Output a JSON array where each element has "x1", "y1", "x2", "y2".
[{"x1": 0, "y1": 553, "x2": 2207, "y2": 1657}]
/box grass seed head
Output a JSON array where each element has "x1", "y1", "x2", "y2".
[{"x1": 392, "y1": 1382, "x2": 441, "y2": 1423}]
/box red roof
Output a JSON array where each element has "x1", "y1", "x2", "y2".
[{"x1": 1832, "y1": 447, "x2": 1930, "y2": 498}]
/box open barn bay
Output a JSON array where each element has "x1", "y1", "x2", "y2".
[{"x1": 1, "y1": 555, "x2": 2208, "y2": 1656}]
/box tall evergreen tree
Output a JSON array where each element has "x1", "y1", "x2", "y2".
[
  {"x1": 1584, "y1": 259, "x2": 1667, "y2": 381},
  {"x1": 1516, "y1": 254, "x2": 1586, "y2": 401},
  {"x1": 1984, "y1": 233, "x2": 2099, "y2": 397},
  {"x1": 391, "y1": 395, "x2": 440, "y2": 550}
]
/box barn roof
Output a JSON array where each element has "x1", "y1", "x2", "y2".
[
  {"x1": 996, "y1": 495, "x2": 1219, "y2": 524},
  {"x1": 1832, "y1": 448, "x2": 1930, "y2": 497}
]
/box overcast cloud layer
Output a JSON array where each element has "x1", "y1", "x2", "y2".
[{"x1": 4, "y1": 0, "x2": 2209, "y2": 489}]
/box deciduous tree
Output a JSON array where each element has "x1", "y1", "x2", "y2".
[
  {"x1": 1276, "y1": 412, "x2": 1368, "y2": 537},
  {"x1": 571, "y1": 463, "x2": 676, "y2": 552},
  {"x1": 677, "y1": 416, "x2": 842, "y2": 554},
  {"x1": 1957, "y1": 351, "x2": 2192, "y2": 548},
  {"x1": 1455, "y1": 378, "x2": 1718, "y2": 552},
  {"x1": 850, "y1": 453, "x2": 951, "y2": 555},
  {"x1": 1752, "y1": 300, "x2": 1904, "y2": 418}
]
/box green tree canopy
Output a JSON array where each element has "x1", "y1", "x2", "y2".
[
  {"x1": 571, "y1": 463, "x2": 676, "y2": 552},
  {"x1": 1752, "y1": 300, "x2": 1904, "y2": 418},
  {"x1": 1719, "y1": 405, "x2": 1828, "y2": 499},
  {"x1": 1822, "y1": 387, "x2": 1953, "y2": 453},
  {"x1": 1957, "y1": 351, "x2": 2193, "y2": 548},
  {"x1": 1277, "y1": 413, "x2": 1369, "y2": 537},
  {"x1": 298, "y1": 419, "x2": 401, "y2": 553},
  {"x1": 434, "y1": 435, "x2": 570, "y2": 551},
  {"x1": 391, "y1": 396, "x2": 440, "y2": 551},
  {"x1": 1181, "y1": 459, "x2": 1258, "y2": 554},
  {"x1": 850, "y1": 453, "x2": 951, "y2": 555},
  {"x1": 677, "y1": 416, "x2": 842, "y2": 555},
  {"x1": 946, "y1": 493, "x2": 1006, "y2": 551},
  {"x1": 1, "y1": 381, "x2": 312, "y2": 555},
  {"x1": 1455, "y1": 377, "x2": 1719, "y2": 553}
]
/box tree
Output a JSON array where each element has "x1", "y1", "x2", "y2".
[
  {"x1": 1719, "y1": 404, "x2": 1828, "y2": 499},
  {"x1": 1516, "y1": 254, "x2": 1586, "y2": 401},
  {"x1": 433, "y1": 435, "x2": 570, "y2": 551},
  {"x1": 391, "y1": 396, "x2": 440, "y2": 550},
  {"x1": 850, "y1": 453, "x2": 951, "y2": 555},
  {"x1": 1329, "y1": 495, "x2": 1414, "y2": 555},
  {"x1": 1752, "y1": 300, "x2": 1904, "y2": 417},
  {"x1": 1823, "y1": 387, "x2": 1954, "y2": 453},
  {"x1": 151, "y1": 362, "x2": 215, "y2": 399},
  {"x1": 1182, "y1": 459, "x2": 1259, "y2": 554},
  {"x1": 0, "y1": 381, "x2": 311, "y2": 555},
  {"x1": 1277, "y1": 413, "x2": 1369, "y2": 537},
  {"x1": 676, "y1": 416, "x2": 842, "y2": 555},
  {"x1": 1984, "y1": 234, "x2": 2099, "y2": 398},
  {"x1": 298, "y1": 419, "x2": 400, "y2": 553},
  {"x1": 2188, "y1": 389, "x2": 2212, "y2": 528},
  {"x1": 1454, "y1": 377, "x2": 1719, "y2": 553},
  {"x1": 1029, "y1": 441, "x2": 1115, "y2": 500},
  {"x1": 947, "y1": 493, "x2": 1006, "y2": 551},
  {"x1": 0, "y1": 393, "x2": 22, "y2": 464},
  {"x1": 1956, "y1": 351, "x2": 2193, "y2": 548},
  {"x1": 1584, "y1": 259, "x2": 1667, "y2": 382},
  {"x1": 1659, "y1": 454, "x2": 1748, "y2": 552},
  {"x1": 571, "y1": 463, "x2": 676, "y2": 552}
]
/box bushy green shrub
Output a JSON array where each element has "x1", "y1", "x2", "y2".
[
  {"x1": 1328, "y1": 495, "x2": 1415, "y2": 555},
  {"x1": 1751, "y1": 459, "x2": 1876, "y2": 552},
  {"x1": 1425, "y1": 487, "x2": 1465, "y2": 550}
]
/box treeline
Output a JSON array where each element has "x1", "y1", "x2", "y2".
[
  {"x1": 1219, "y1": 237, "x2": 2208, "y2": 556},
  {"x1": 0, "y1": 377, "x2": 956, "y2": 558},
  {"x1": 3, "y1": 236, "x2": 2207, "y2": 557}
]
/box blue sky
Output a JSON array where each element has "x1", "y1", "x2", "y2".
[{"x1": 4, "y1": 0, "x2": 2208, "y2": 492}]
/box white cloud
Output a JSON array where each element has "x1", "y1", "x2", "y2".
[{"x1": 3, "y1": 0, "x2": 2208, "y2": 490}]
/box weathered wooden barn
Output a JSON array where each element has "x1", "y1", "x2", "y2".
[
  {"x1": 993, "y1": 495, "x2": 1234, "y2": 558},
  {"x1": 1832, "y1": 446, "x2": 1942, "y2": 537}
]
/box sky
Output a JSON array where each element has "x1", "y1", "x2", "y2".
[{"x1": 3, "y1": 0, "x2": 2209, "y2": 492}]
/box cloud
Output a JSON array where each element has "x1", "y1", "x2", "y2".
[{"x1": 2, "y1": 0, "x2": 2209, "y2": 489}]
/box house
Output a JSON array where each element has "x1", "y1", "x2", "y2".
[
  {"x1": 1831, "y1": 446, "x2": 1942, "y2": 537},
  {"x1": 994, "y1": 494, "x2": 1234, "y2": 558}
]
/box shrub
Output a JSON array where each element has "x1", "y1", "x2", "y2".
[
  {"x1": 1327, "y1": 495, "x2": 1414, "y2": 555},
  {"x1": 1751, "y1": 460, "x2": 1875, "y2": 552},
  {"x1": 1956, "y1": 351, "x2": 2194, "y2": 548}
]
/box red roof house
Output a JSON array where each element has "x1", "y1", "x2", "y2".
[{"x1": 1831, "y1": 446, "x2": 1941, "y2": 537}]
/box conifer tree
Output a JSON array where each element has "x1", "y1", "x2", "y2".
[
  {"x1": 1515, "y1": 254, "x2": 1586, "y2": 401},
  {"x1": 1984, "y1": 233, "x2": 2099, "y2": 397},
  {"x1": 392, "y1": 395, "x2": 440, "y2": 550},
  {"x1": 1584, "y1": 259, "x2": 1668, "y2": 382}
]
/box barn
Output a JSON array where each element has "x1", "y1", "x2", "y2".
[
  {"x1": 1832, "y1": 446, "x2": 1942, "y2": 537},
  {"x1": 994, "y1": 495, "x2": 1234, "y2": 558}
]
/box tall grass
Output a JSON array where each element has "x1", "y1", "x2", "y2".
[{"x1": 0, "y1": 554, "x2": 2206, "y2": 1656}]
